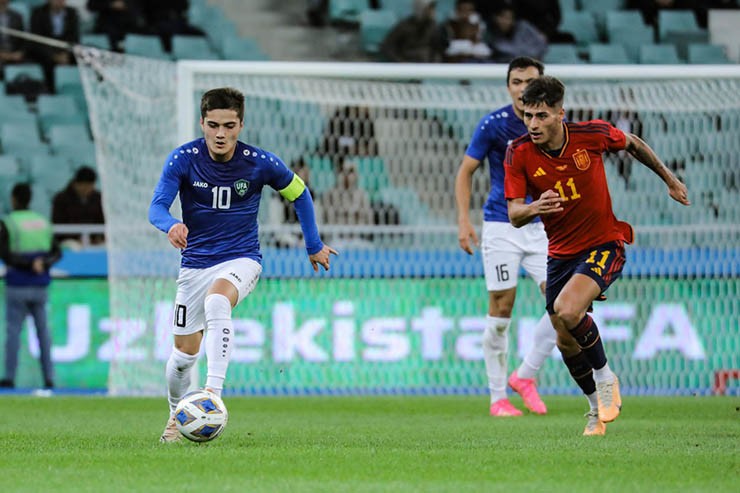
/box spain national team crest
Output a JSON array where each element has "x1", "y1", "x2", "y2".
[
  {"x1": 572, "y1": 149, "x2": 591, "y2": 171},
  {"x1": 234, "y1": 179, "x2": 250, "y2": 196}
]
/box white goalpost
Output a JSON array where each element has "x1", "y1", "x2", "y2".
[{"x1": 75, "y1": 47, "x2": 740, "y2": 396}]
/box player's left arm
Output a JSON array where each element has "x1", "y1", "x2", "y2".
[
  {"x1": 271, "y1": 157, "x2": 338, "y2": 271},
  {"x1": 623, "y1": 133, "x2": 690, "y2": 206}
]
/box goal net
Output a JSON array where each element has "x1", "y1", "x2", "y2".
[{"x1": 76, "y1": 47, "x2": 740, "y2": 396}]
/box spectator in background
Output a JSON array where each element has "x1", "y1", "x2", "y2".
[
  {"x1": 441, "y1": 0, "x2": 491, "y2": 63},
  {"x1": 628, "y1": 0, "x2": 699, "y2": 28},
  {"x1": 51, "y1": 166, "x2": 105, "y2": 246},
  {"x1": 87, "y1": 0, "x2": 144, "y2": 51},
  {"x1": 140, "y1": 1, "x2": 205, "y2": 52},
  {"x1": 29, "y1": 0, "x2": 79, "y2": 91},
  {"x1": 320, "y1": 105, "x2": 378, "y2": 168},
  {"x1": 321, "y1": 160, "x2": 373, "y2": 244},
  {"x1": 513, "y1": 0, "x2": 575, "y2": 43},
  {"x1": 0, "y1": 0, "x2": 26, "y2": 70},
  {"x1": 0, "y1": 183, "x2": 61, "y2": 390},
  {"x1": 380, "y1": 0, "x2": 443, "y2": 63},
  {"x1": 485, "y1": 0, "x2": 547, "y2": 63}
]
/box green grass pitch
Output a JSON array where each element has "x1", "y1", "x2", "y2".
[{"x1": 1, "y1": 395, "x2": 737, "y2": 492}]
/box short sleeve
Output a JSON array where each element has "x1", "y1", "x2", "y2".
[
  {"x1": 465, "y1": 114, "x2": 495, "y2": 161},
  {"x1": 504, "y1": 146, "x2": 528, "y2": 200}
]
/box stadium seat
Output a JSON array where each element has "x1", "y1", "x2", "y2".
[
  {"x1": 559, "y1": 11, "x2": 600, "y2": 46},
  {"x1": 47, "y1": 124, "x2": 92, "y2": 155},
  {"x1": 544, "y1": 43, "x2": 582, "y2": 64},
  {"x1": 658, "y1": 10, "x2": 705, "y2": 42},
  {"x1": 359, "y1": 9, "x2": 398, "y2": 54},
  {"x1": 172, "y1": 35, "x2": 220, "y2": 60},
  {"x1": 37, "y1": 95, "x2": 87, "y2": 136},
  {"x1": 608, "y1": 24, "x2": 655, "y2": 62},
  {"x1": 588, "y1": 43, "x2": 632, "y2": 64},
  {"x1": 4, "y1": 63, "x2": 44, "y2": 84},
  {"x1": 26, "y1": 153, "x2": 74, "y2": 195},
  {"x1": 123, "y1": 34, "x2": 170, "y2": 60},
  {"x1": 220, "y1": 37, "x2": 270, "y2": 61},
  {"x1": 558, "y1": 0, "x2": 577, "y2": 12},
  {"x1": 81, "y1": 34, "x2": 111, "y2": 50},
  {"x1": 329, "y1": 0, "x2": 366, "y2": 25},
  {"x1": 605, "y1": 10, "x2": 646, "y2": 32},
  {"x1": 54, "y1": 65, "x2": 82, "y2": 93},
  {"x1": 687, "y1": 44, "x2": 731, "y2": 64},
  {"x1": 1, "y1": 121, "x2": 44, "y2": 155},
  {"x1": 434, "y1": 0, "x2": 456, "y2": 22},
  {"x1": 639, "y1": 44, "x2": 682, "y2": 64},
  {"x1": 579, "y1": 0, "x2": 627, "y2": 34},
  {"x1": 8, "y1": 2, "x2": 29, "y2": 29},
  {"x1": 355, "y1": 156, "x2": 390, "y2": 202},
  {"x1": 0, "y1": 94, "x2": 29, "y2": 112}
]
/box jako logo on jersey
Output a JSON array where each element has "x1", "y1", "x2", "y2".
[
  {"x1": 234, "y1": 179, "x2": 250, "y2": 197},
  {"x1": 192, "y1": 181, "x2": 209, "y2": 188},
  {"x1": 573, "y1": 149, "x2": 591, "y2": 170},
  {"x1": 534, "y1": 167, "x2": 547, "y2": 177}
]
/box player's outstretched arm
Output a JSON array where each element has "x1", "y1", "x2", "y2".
[
  {"x1": 624, "y1": 133, "x2": 690, "y2": 206},
  {"x1": 309, "y1": 245, "x2": 338, "y2": 272},
  {"x1": 508, "y1": 190, "x2": 563, "y2": 227},
  {"x1": 455, "y1": 155, "x2": 481, "y2": 255}
]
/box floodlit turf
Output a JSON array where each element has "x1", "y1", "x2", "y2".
[{"x1": 1, "y1": 395, "x2": 737, "y2": 492}]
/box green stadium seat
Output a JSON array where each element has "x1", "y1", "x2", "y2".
[
  {"x1": 544, "y1": 43, "x2": 582, "y2": 64},
  {"x1": 658, "y1": 10, "x2": 705, "y2": 42},
  {"x1": 687, "y1": 44, "x2": 731, "y2": 64},
  {"x1": 605, "y1": 10, "x2": 645, "y2": 32},
  {"x1": 172, "y1": 35, "x2": 220, "y2": 60},
  {"x1": 360, "y1": 9, "x2": 398, "y2": 54},
  {"x1": 329, "y1": 0, "x2": 366, "y2": 25},
  {"x1": 220, "y1": 37, "x2": 270, "y2": 61},
  {"x1": 26, "y1": 153, "x2": 74, "y2": 195},
  {"x1": 588, "y1": 43, "x2": 632, "y2": 64},
  {"x1": 607, "y1": 23, "x2": 654, "y2": 62},
  {"x1": 54, "y1": 65, "x2": 82, "y2": 93},
  {"x1": 305, "y1": 155, "x2": 336, "y2": 196},
  {"x1": 579, "y1": 0, "x2": 627, "y2": 34},
  {"x1": 81, "y1": 34, "x2": 111, "y2": 50},
  {"x1": 123, "y1": 34, "x2": 170, "y2": 60},
  {"x1": 639, "y1": 44, "x2": 682, "y2": 64},
  {"x1": 4, "y1": 63, "x2": 44, "y2": 84},
  {"x1": 558, "y1": 0, "x2": 577, "y2": 12},
  {"x1": 48, "y1": 124, "x2": 92, "y2": 154},
  {"x1": 355, "y1": 156, "x2": 390, "y2": 202},
  {"x1": 0, "y1": 94, "x2": 29, "y2": 112},
  {"x1": 559, "y1": 10, "x2": 600, "y2": 46},
  {"x1": 37, "y1": 95, "x2": 87, "y2": 137},
  {"x1": 434, "y1": 0, "x2": 456, "y2": 22},
  {"x1": 1, "y1": 121, "x2": 44, "y2": 155},
  {"x1": 8, "y1": 2, "x2": 30, "y2": 29}
]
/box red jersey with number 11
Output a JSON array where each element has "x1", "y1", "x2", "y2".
[{"x1": 504, "y1": 120, "x2": 634, "y2": 258}]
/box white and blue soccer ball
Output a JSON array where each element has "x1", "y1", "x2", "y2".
[{"x1": 174, "y1": 390, "x2": 229, "y2": 442}]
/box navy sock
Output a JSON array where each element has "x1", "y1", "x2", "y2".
[
  {"x1": 568, "y1": 315, "x2": 607, "y2": 370},
  {"x1": 563, "y1": 351, "x2": 596, "y2": 395}
]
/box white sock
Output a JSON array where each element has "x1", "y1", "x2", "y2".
[
  {"x1": 166, "y1": 347, "x2": 198, "y2": 414},
  {"x1": 204, "y1": 293, "x2": 233, "y2": 397},
  {"x1": 593, "y1": 362, "x2": 614, "y2": 384},
  {"x1": 483, "y1": 316, "x2": 510, "y2": 403},
  {"x1": 586, "y1": 391, "x2": 598, "y2": 412},
  {"x1": 517, "y1": 313, "x2": 556, "y2": 380}
]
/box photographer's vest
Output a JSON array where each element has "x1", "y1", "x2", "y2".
[{"x1": 2, "y1": 210, "x2": 53, "y2": 287}]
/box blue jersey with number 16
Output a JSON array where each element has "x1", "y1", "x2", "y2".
[
  {"x1": 465, "y1": 104, "x2": 537, "y2": 223},
  {"x1": 149, "y1": 138, "x2": 294, "y2": 269}
]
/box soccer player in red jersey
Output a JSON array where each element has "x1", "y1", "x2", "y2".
[{"x1": 504, "y1": 76, "x2": 690, "y2": 434}]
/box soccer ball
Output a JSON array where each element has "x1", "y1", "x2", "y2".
[{"x1": 174, "y1": 390, "x2": 229, "y2": 442}]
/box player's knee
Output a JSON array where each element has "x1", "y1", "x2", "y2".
[
  {"x1": 552, "y1": 298, "x2": 582, "y2": 329},
  {"x1": 489, "y1": 290, "x2": 515, "y2": 317},
  {"x1": 204, "y1": 293, "x2": 232, "y2": 321}
]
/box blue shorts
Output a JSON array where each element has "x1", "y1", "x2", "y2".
[{"x1": 545, "y1": 241, "x2": 626, "y2": 315}]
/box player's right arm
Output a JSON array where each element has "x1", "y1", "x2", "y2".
[
  {"x1": 504, "y1": 144, "x2": 563, "y2": 227},
  {"x1": 149, "y1": 152, "x2": 187, "y2": 249},
  {"x1": 455, "y1": 154, "x2": 481, "y2": 255}
]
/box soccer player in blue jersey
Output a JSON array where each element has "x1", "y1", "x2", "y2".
[
  {"x1": 150, "y1": 87, "x2": 337, "y2": 443},
  {"x1": 455, "y1": 56, "x2": 563, "y2": 418}
]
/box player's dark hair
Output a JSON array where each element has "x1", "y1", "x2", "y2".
[
  {"x1": 200, "y1": 87, "x2": 245, "y2": 121},
  {"x1": 521, "y1": 75, "x2": 565, "y2": 108},
  {"x1": 506, "y1": 56, "x2": 544, "y2": 85},
  {"x1": 11, "y1": 183, "x2": 31, "y2": 209}
]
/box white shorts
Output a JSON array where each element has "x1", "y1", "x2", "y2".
[
  {"x1": 172, "y1": 258, "x2": 262, "y2": 336},
  {"x1": 481, "y1": 221, "x2": 548, "y2": 292}
]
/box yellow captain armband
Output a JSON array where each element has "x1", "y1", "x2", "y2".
[{"x1": 279, "y1": 173, "x2": 306, "y2": 202}]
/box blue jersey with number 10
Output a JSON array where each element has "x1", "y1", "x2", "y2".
[
  {"x1": 149, "y1": 138, "x2": 294, "y2": 269},
  {"x1": 465, "y1": 104, "x2": 537, "y2": 223}
]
